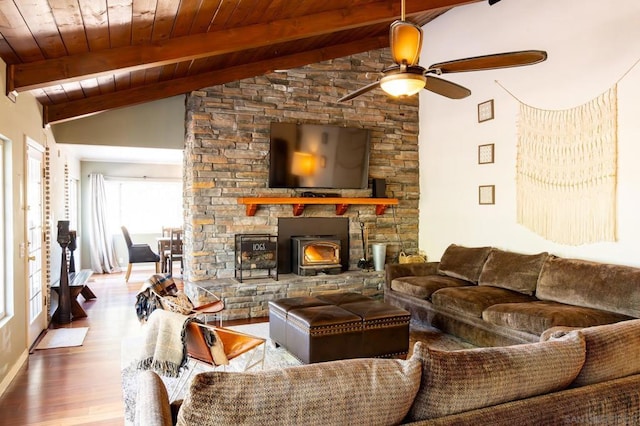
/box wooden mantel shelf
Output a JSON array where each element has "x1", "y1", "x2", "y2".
[{"x1": 237, "y1": 197, "x2": 399, "y2": 217}]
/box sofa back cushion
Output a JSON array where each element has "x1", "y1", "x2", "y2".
[
  {"x1": 478, "y1": 249, "x2": 548, "y2": 295},
  {"x1": 177, "y1": 356, "x2": 421, "y2": 426},
  {"x1": 543, "y1": 319, "x2": 640, "y2": 387},
  {"x1": 407, "y1": 333, "x2": 586, "y2": 421},
  {"x1": 536, "y1": 256, "x2": 640, "y2": 318},
  {"x1": 437, "y1": 244, "x2": 493, "y2": 284}
]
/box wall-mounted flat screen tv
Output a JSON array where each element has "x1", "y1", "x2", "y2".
[{"x1": 269, "y1": 122, "x2": 371, "y2": 189}]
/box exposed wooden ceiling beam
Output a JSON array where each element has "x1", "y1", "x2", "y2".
[
  {"x1": 11, "y1": 0, "x2": 477, "y2": 92},
  {"x1": 44, "y1": 36, "x2": 389, "y2": 125}
]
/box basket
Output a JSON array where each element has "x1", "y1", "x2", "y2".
[{"x1": 398, "y1": 251, "x2": 427, "y2": 264}]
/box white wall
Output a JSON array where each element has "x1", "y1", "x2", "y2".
[{"x1": 419, "y1": 0, "x2": 640, "y2": 266}]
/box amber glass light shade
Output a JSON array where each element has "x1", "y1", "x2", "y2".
[{"x1": 389, "y1": 20, "x2": 423, "y2": 66}]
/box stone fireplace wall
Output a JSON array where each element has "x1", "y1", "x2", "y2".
[{"x1": 183, "y1": 48, "x2": 420, "y2": 282}]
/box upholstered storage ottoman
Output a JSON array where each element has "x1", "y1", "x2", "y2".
[
  {"x1": 340, "y1": 300, "x2": 411, "y2": 358},
  {"x1": 286, "y1": 304, "x2": 362, "y2": 364},
  {"x1": 268, "y1": 297, "x2": 330, "y2": 348}
]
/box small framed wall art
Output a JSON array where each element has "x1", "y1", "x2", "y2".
[
  {"x1": 479, "y1": 185, "x2": 495, "y2": 205},
  {"x1": 478, "y1": 143, "x2": 495, "y2": 164},
  {"x1": 478, "y1": 99, "x2": 494, "y2": 123}
]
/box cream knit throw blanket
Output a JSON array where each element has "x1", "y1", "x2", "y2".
[
  {"x1": 137, "y1": 309, "x2": 191, "y2": 378},
  {"x1": 516, "y1": 85, "x2": 618, "y2": 245}
]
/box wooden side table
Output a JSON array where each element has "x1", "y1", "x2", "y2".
[
  {"x1": 52, "y1": 283, "x2": 88, "y2": 319},
  {"x1": 51, "y1": 269, "x2": 95, "y2": 321}
]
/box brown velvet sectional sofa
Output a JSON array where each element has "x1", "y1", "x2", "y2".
[
  {"x1": 134, "y1": 244, "x2": 640, "y2": 425},
  {"x1": 385, "y1": 243, "x2": 640, "y2": 347},
  {"x1": 136, "y1": 319, "x2": 640, "y2": 425}
]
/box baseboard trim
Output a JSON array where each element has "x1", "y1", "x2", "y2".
[{"x1": 0, "y1": 349, "x2": 28, "y2": 398}]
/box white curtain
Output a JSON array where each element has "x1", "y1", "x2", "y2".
[{"x1": 89, "y1": 173, "x2": 120, "y2": 273}]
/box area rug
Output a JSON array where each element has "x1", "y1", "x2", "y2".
[{"x1": 35, "y1": 327, "x2": 89, "y2": 350}]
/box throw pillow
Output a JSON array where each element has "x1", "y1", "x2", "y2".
[
  {"x1": 159, "y1": 290, "x2": 194, "y2": 315},
  {"x1": 478, "y1": 249, "x2": 548, "y2": 295},
  {"x1": 407, "y1": 333, "x2": 586, "y2": 421},
  {"x1": 437, "y1": 244, "x2": 493, "y2": 283},
  {"x1": 177, "y1": 355, "x2": 422, "y2": 426},
  {"x1": 201, "y1": 327, "x2": 229, "y2": 366},
  {"x1": 545, "y1": 319, "x2": 640, "y2": 387}
]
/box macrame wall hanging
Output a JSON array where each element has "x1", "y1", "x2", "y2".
[
  {"x1": 494, "y1": 54, "x2": 640, "y2": 245},
  {"x1": 515, "y1": 86, "x2": 618, "y2": 245}
]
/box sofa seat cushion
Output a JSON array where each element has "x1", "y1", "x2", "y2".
[
  {"x1": 483, "y1": 300, "x2": 632, "y2": 335},
  {"x1": 431, "y1": 286, "x2": 537, "y2": 318},
  {"x1": 406, "y1": 333, "x2": 586, "y2": 421},
  {"x1": 391, "y1": 274, "x2": 471, "y2": 299},
  {"x1": 542, "y1": 319, "x2": 640, "y2": 387},
  {"x1": 478, "y1": 249, "x2": 548, "y2": 295},
  {"x1": 437, "y1": 244, "x2": 493, "y2": 283},
  {"x1": 177, "y1": 356, "x2": 422, "y2": 426},
  {"x1": 536, "y1": 255, "x2": 640, "y2": 317}
]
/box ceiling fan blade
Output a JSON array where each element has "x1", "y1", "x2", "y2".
[
  {"x1": 338, "y1": 80, "x2": 381, "y2": 102},
  {"x1": 425, "y1": 75, "x2": 471, "y2": 99},
  {"x1": 428, "y1": 50, "x2": 547, "y2": 74}
]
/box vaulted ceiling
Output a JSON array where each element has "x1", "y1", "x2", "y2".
[{"x1": 0, "y1": 0, "x2": 481, "y2": 125}]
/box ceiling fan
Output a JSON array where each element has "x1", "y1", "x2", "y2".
[{"x1": 338, "y1": 0, "x2": 547, "y2": 102}]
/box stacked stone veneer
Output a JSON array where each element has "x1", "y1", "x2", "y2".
[{"x1": 183, "y1": 49, "x2": 420, "y2": 318}]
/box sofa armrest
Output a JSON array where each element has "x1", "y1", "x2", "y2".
[
  {"x1": 385, "y1": 262, "x2": 440, "y2": 291},
  {"x1": 135, "y1": 370, "x2": 173, "y2": 426}
]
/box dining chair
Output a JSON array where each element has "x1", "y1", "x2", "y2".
[
  {"x1": 165, "y1": 228, "x2": 183, "y2": 276},
  {"x1": 121, "y1": 226, "x2": 161, "y2": 282}
]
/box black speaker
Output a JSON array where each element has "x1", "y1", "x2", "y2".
[
  {"x1": 372, "y1": 178, "x2": 386, "y2": 198},
  {"x1": 57, "y1": 220, "x2": 70, "y2": 245}
]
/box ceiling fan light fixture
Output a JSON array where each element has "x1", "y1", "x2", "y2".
[
  {"x1": 389, "y1": 20, "x2": 423, "y2": 66},
  {"x1": 380, "y1": 72, "x2": 426, "y2": 97}
]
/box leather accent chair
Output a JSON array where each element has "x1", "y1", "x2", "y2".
[
  {"x1": 121, "y1": 226, "x2": 161, "y2": 282},
  {"x1": 170, "y1": 322, "x2": 266, "y2": 400}
]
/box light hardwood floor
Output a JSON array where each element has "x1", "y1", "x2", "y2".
[{"x1": 0, "y1": 266, "x2": 212, "y2": 425}]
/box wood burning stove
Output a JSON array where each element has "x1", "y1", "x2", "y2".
[
  {"x1": 292, "y1": 236, "x2": 342, "y2": 276},
  {"x1": 277, "y1": 217, "x2": 349, "y2": 274}
]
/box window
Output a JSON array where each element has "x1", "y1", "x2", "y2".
[{"x1": 104, "y1": 179, "x2": 182, "y2": 234}]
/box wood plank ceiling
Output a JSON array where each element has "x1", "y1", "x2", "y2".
[{"x1": 0, "y1": 0, "x2": 481, "y2": 125}]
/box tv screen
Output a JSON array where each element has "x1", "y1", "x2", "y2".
[{"x1": 269, "y1": 122, "x2": 371, "y2": 189}]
